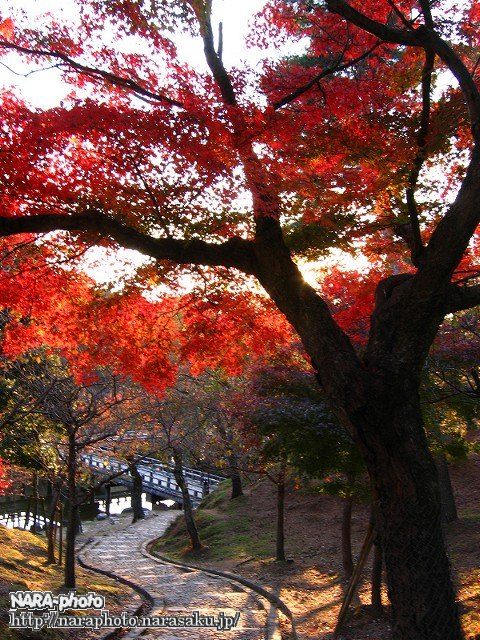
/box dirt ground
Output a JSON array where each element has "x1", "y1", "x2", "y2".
[{"x1": 157, "y1": 456, "x2": 480, "y2": 640}]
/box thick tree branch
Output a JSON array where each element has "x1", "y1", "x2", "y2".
[
  {"x1": 325, "y1": 0, "x2": 480, "y2": 139},
  {"x1": 326, "y1": 0, "x2": 418, "y2": 45},
  {"x1": 196, "y1": 5, "x2": 237, "y2": 106},
  {"x1": 401, "y1": 49, "x2": 435, "y2": 266},
  {"x1": 0, "y1": 212, "x2": 258, "y2": 275},
  {"x1": 417, "y1": 145, "x2": 480, "y2": 290},
  {"x1": 0, "y1": 40, "x2": 184, "y2": 108},
  {"x1": 367, "y1": 146, "x2": 480, "y2": 370},
  {"x1": 445, "y1": 283, "x2": 480, "y2": 313},
  {"x1": 253, "y1": 217, "x2": 367, "y2": 418},
  {"x1": 414, "y1": 27, "x2": 480, "y2": 140}
]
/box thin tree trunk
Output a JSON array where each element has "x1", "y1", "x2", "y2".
[
  {"x1": 371, "y1": 540, "x2": 384, "y2": 616},
  {"x1": 172, "y1": 449, "x2": 202, "y2": 552},
  {"x1": 90, "y1": 474, "x2": 96, "y2": 507},
  {"x1": 32, "y1": 471, "x2": 39, "y2": 533},
  {"x1": 342, "y1": 496, "x2": 354, "y2": 579},
  {"x1": 335, "y1": 523, "x2": 375, "y2": 637},
  {"x1": 58, "y1": 502, "x2": 63, "y2": 566},
  {"x1": 229, "y1": 454, "x2": 243, "y2": 499},
  {"x1": 130, "y1": 464, "x2": 145, "y2": 523},
  {"x1": 435, "y1": 454, "x2": 458, "y2": 523},
  {"x1": 64, "y1": 434, "x2": 77, "y2": 589},
  {"x1": 24, "y1": 496, "x2": 31, "y2": 530},
  {"x1": 105, "y1": 482, "x2": 111, "y2": 516},
  {"x1": 47, "y1": 484, "x2": 60, "y2": 565},
  {"x1": 276, "y1": 469, "x2": 286, "y2": 562},
  {"x1": 216, "y1": 424, "x2": 243, "y2": 499}
]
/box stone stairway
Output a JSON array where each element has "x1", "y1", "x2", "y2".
[{"x1": 78, "y1": 512, "x2": 280, "y2": 639}]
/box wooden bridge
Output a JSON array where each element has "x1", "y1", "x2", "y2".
[{"x1": 82, "y1": 452, "x2": 225, "y2": 507}]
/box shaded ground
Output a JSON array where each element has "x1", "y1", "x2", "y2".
[
  {"x1": 152, "y1": 456, "x2": 480, "y2": 640},
  {"x1": 0, "y1": 519, "x2": 140, "y2": 640}
]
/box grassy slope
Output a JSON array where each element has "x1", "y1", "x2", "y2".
[
  {"x1": 152, "y1": 464, "x2": 480, "y2": 640},
  {"x1": 0, "y1": 526, "x2": 131, "y2": 640},
  {"x1": 156, "y1": 481, "x2": 276, "y2": 562}
]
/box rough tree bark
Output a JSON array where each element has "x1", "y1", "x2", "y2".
[
  {"x1": 252, "y1": 236, "x2": 464, "y2": 638},
  {"x1": 435, "y1": 454, "x2": 458, "y2": 523},
  {"x1": 353, "y1": 386, "x2": 462, "y2": 640},
  {"x1": 172, "y1": 449, "x2": 202, "y2": 552}
]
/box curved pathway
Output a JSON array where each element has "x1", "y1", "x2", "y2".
[{"x1": 78, "y1": 512, "x2": 281, "y2": 640}]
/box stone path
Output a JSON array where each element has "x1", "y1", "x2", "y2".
[{"x1": 78, "y1": 512, "x2": 280, "y2": 640}]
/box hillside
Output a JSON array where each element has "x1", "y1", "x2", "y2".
[
  {"x1": 152, "y1": 457, "x2": 480, "y2": 640},
  {"x1": 0, "y1": 525, "x2": 136, "y2": 640}
]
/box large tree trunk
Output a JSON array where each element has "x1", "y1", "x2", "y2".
[
  {"x1": 172, "y1": 449, "x2": 202, "y2": 552},
  {"x1": 64, "y1": 435, "x2": 77, "y2": 589},
  {"x1": 355, "y1": 389, "x2": 463, "y2": 640},
  {"x1": 252, "y1": 219, "x2": 463, "y2": 638},
  {"x1": 275, "y1": 466, "x2": 286, "y2": 562},
  {"x1": 130, "y1": 464, "x2": 145, "y2": 523},
  {"x1": 435, "y1": 454, "x2": 458, "y2": 523},
  {"x1": 341, "y1": 496, "x2": 354, "y2": 579}
]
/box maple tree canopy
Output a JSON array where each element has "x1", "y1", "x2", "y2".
[
  {"x1": 0, "y1": 0, "x2": 477, "y2": 404},
  {"x1": 0, "y1": 0, "x2": 478, "y2": 450},
  {"x1": 0, "y1": 2, "x2": 480, "y2": 637},
  {"x1": 0, "y1": 0, "x2": 477, "y2": 289}
]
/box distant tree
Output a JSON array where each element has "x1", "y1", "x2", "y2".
[
  {"x1": 140, "y1": 378, "x2": 216, "y2": 553},
  {"x1": 6, "y1": 355, "x2": 136, "y2": 588}
]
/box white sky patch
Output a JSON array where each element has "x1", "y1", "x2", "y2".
[
  {"x1": 79, "y1": 246, "x2": 148, "y2": 289},
  {"x1": 297, "y1": 249, "x2": 372, "y2": 289}
]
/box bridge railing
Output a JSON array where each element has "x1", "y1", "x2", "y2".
[
  {"x1": 81, "y1": 453, "x2": 225, "y2": 505},
  {"x1": 91, "y1": 450, "x2": 225, "y2": 485}
]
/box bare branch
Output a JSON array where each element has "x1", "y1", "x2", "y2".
[
  {"x1": 0, "y1": 40, "x2": 184, "y2": 108},
  {"x1": 217, "y1": 21, "x2": 223, "y2": 61},
  {"x1": 272, "y1": 41, "x2": 382, "y2": 111},
  {"x1": 196, "y1": 5, "x2": 236, "y2": 105}
]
